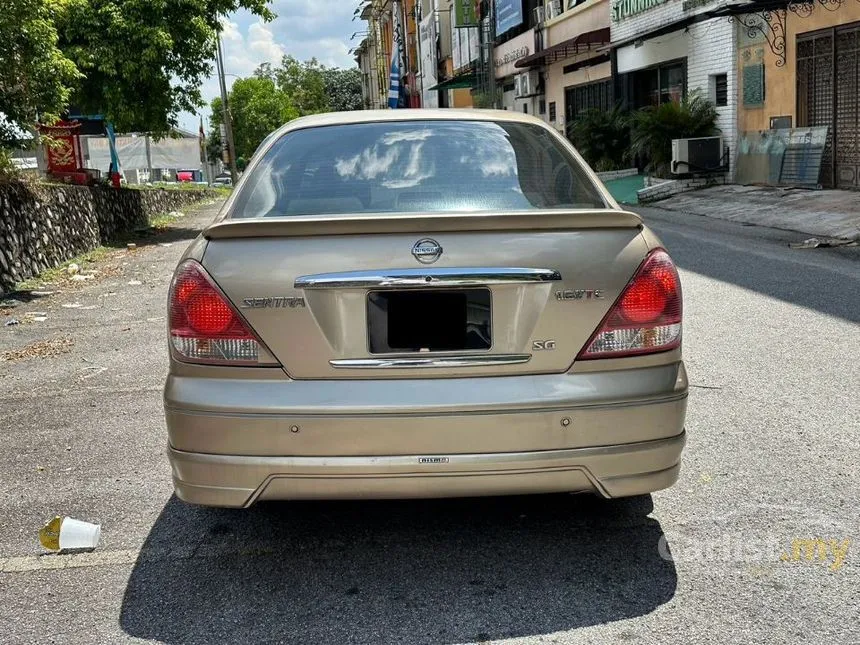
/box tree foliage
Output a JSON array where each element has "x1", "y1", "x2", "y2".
[
  {"x1": 0, "y1": 0, "x2": 79, "y2": 145},
  {"x1": 629, "y1": 93, "x2": 719, "y2": 177},
  {"x1": 567, "y1": 105, "x2": 631, "y2": 172},
  {"x1": 207, "y1": 95, "x2": 225, "y2": 162},
  {"x1": 322, "y1": 67, "x2": 363, "y2": 113},
  {"x1": 2, "y1": 0, "x2": 364, "y2": 161},
  {"x1": 52, "y1": 0, "x2": 274, "y2": 135},
  {"x1": 208, "y1": 57, "x2": 362, "y2": 162},
  {"x1": 215, "y1": 76, "x2": 297, "y2": 160},
  {"x1": 275, "y1": 56, "x2": 329, "y2": 116}
]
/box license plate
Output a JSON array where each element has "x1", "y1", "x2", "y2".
[{"x1": 367, "y1": 289, "x2": 491, "y2": 353}]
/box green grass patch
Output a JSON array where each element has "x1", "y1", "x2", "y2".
[
  {"x1": 147, "y1": 193, "x2": 225, "y2": 229},
  {"x1": 148, "y1": 212, "x2": 181, "y2": 229},
  {"x1": 16, "y1": 246, "x2": 116, "y2": 290},
  {"x1": 133, "y1": 182, "x2": 232, "y2": 197}
]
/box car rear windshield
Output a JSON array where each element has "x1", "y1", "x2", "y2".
[{"x1": 230, "y1": 120, "x2": 607, "y2": 218}]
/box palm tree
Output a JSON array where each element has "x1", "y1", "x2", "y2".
[{"x1": 629, "y1": 92, "x2": 719, "y2": 177}]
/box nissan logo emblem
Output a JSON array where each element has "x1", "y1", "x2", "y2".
[{"x1": 411, "y1": 238, "x2": 443, "y2": 264}]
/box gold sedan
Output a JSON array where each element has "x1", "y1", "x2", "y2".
[{"x1": 164, "y1": 110, "x2": 687, "y2": 507}]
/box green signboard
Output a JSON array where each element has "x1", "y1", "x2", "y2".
[
  {"x1": 612, "y1": 0, "x2": 715, "y2": 21},
  {"x1": 611, "y1": 0, "x2": 669, "y2": 21},
  {"x1": 454, "y1": 0, "x2": 478, "y2": 27}
]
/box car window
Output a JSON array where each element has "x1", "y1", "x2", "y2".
[{"x1": 230, "y1": 120, "x2": 607, "y2": 218}]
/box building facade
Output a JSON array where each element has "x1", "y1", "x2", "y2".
[
  {"x1": 494, "y1": 27, "x2": 537, "y2": 113},
  {"x1": 354, "y1": 1, "x2": 394, "y2": 109},
  {"x1": 610, "y1": 0, "x2": 737, "y2": 175},
  {"x1": 516, "y1": 0, "x2": 611, "y2": 133},
  {"x1": 733, "y1": 2, "x2": 860, "y2": 189},
  {"x1": 355, "y1": 28, "x2": 384, "y2": 109},
  {"x1": 354, "y1": 0, "x2": 860, "y2": 190}
]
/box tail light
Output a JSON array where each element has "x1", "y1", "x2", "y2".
[
  {"x1": 168, "y1": 260, "x2": 276, "y2": 365},
  {"x1": 579, "y1": 249, "x2": 682, "y2": 359}
]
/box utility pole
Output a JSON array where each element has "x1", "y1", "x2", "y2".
[
  {"x1": 215, "y1": 33, "x2": 239, "y2": 185},
  {"x1": 144, "y1": 133, "x2": 153, "y2": 182}
]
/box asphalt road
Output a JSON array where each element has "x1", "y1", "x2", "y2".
[{"x1": 0, "y1": 200, "x2": 858, "y2": 645}]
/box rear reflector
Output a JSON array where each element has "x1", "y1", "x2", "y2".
[
  {"x1": 579, "y1": 249, "x2": 682, "y2": 359},
  {"x1": 168, "y1": 260, "x2": 276, "y2": 365}
]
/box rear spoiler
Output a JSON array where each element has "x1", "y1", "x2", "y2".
[{"x1": 203, "y1": 210, "x2": 642, "y2": 239}]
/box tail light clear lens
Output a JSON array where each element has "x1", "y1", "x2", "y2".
[
  {"x1": 168, "y1": 260, "x2": 276, "y2": 365},
  {"x1": 579, "y1": 249, "x2": 682, "y2": 359}
]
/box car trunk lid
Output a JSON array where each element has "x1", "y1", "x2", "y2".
[{"x1": 201, "y1": 210, "x2": 648, "y2": 379}]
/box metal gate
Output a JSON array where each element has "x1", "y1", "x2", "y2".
[
  {"x1": 564, "y1": 79, "x2": 612, "y2": 125},
  {"x1": 835, "y1": 26, "x2": 860, "y2": 189},
  {"x1": 797, "y1": 23, "x2": 860, "y2": 189}
]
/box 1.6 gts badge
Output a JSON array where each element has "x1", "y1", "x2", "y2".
[{"x1": 555, "y1": 289, "x2": 604, "y2": 301}]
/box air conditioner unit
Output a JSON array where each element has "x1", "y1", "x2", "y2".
[
  {"x1": 533, "y1": 6, "x2": 545, "y2": 25},
  {"x1": 671, "y1": 136, "x2": 725, "y2": 174},
  {"x1": 547, "y1": 0, "x2": 563, "y2": 19},
  {"x1": 520, "y1": 70, "x2": 540, "y2": 97}
]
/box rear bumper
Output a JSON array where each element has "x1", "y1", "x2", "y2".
[
  {"x1": 164, "y1": 362, "x2": 688, "y2": 507},
  {"x1": 169, "y1": 432, "x2": 686, "y2": 507}
]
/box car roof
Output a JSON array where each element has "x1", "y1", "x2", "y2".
[
  {"x1": 253, "y1": 109, "x2": 561, "y2": 164},
  {"x1": 272, "y1": 109, "x2": 550, "y2": 133}
]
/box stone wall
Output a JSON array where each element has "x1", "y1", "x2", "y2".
[
  {"x1": 0, "y1": 182, "x2": 215, "y2": 294},
  {"x1": 637, "y1": 174, "x2": 726, "y2": 204},
  {"x1": 596, "y1": 168, "x2": 639, "y2": 182}
]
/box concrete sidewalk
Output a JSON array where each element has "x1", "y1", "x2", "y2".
[{"x1": 647, "y1": 184, "x2": 860, "y2": 241}]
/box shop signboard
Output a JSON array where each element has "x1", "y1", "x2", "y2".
[
  {"x1": 420, "y1": 14, "x2": 439, "y2": 107},
  {"x1": 454, "y1": 0, "x2": 478, "y2": 27},
  {"x1": 495, "y1": 0, "x2": 523, "y2": 36}
]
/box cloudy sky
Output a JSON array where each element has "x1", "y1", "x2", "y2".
[{"x1": 179, "y1": 0, "x2": 359, "y2": 132}]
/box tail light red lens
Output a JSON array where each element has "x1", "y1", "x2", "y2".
[
  {"x1": 579, "y1": 249, "x2": 682, "y2": 359},
  {"x1": 184, "y1": 291, "x2": 233, "y2": 336},
  {"x1": 168, "y1": 260, "x2": 275, "y2": 365}
]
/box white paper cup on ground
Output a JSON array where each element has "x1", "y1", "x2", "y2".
[{"x1": 39, "y1": 516, "x2": 101, "y2": 551}]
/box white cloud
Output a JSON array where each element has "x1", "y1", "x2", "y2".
[
  {"x1": 269, "y1": 0, "x2": 355, "y2": 36},
  {"x1": 268, "y1": 0, "x2": 357, "y2": 69},
  {"x1": 306, "y1": 38, "x2": 354, "y2": 68},
  {"x1": 247, "y1": 23, "x2": 286, "y2": 65},
  {"x1": 179, "y1": 2, "x2": 358, "y2": 132},
  {"x1": 221, "y1": 19, "x2": 283, "y2": 79}
]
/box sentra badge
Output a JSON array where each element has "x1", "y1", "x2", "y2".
[{"x1": 241, "y1": 297, "x2": 306, "y2": 309}]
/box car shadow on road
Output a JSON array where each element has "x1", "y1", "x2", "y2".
[
  {"x1": 650, "y1": 219, "x2": 860, "y2": 323},
  {"x1": 120, "y1": 493, "x2": 676, "y2": 644}
]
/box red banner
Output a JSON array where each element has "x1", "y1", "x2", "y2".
[{"x1": 39, "y1": 121, "x2": 82, "y2": 174}]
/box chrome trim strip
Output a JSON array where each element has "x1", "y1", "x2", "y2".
[
  {"x1": 166, "y1": 392, "x2": 688, "y2": 418},
  {"x1": 295, "y1": 267, "x2": 562, "y2": 289},
  {"x1": 330, "y1": 354, "x2": 532, "y2": 369}
]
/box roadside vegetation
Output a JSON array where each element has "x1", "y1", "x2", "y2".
[
  {"x1": 15, "y1": 246, "x2": 116, "y2": 292},
  {"x1": 207, "y1": 59, "x2": 363, "y2": 162},
  {"x1": 1, "y1": 1, "x2": 359, "y2": 188},
  {"x1": 14, "y1": 197, "x2": 219, "y2": 292},
  {"x1": 128, "y1": 183, "x2": 233, "y2": 198},
  {"x1": 567, "y1": 105, "x2": 631, "y2": 173},
  {"x1": 567, "y1": 92, "x2": 720, "y2": 177},
  {"x1": 1, "y1": 0, "x2": 274, "y2": 152}
]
